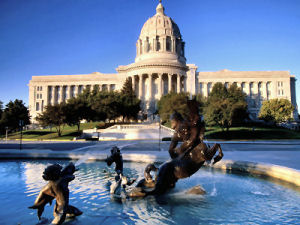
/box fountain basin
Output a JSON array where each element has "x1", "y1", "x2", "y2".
[{"x1": 0, "y1": 159, "x2": 300, "y2": 225}]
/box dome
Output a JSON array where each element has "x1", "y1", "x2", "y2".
[
  {"x1": 139, "y1": 3, "x2": 182, "y2": 40},
  {"x1": 135, "y1": 1, "x2": 186, "y2": 64}
]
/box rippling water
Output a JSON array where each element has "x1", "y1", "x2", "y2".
[{"x1": 0, "y1": 160, "x2": 300, "y2": 225}]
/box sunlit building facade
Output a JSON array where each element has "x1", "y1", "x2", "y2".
[{"x1": 28, "y1": 1, "x2": 298, "y2": 121}]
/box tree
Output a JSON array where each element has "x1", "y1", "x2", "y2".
[
  {"x1": 64, "y1": 90, "x2": 98, "y2": 131},
  {"x1": 119, "y1": 78, "x2": 141, "y2": 121},
  {"x1": 0, "y1": 99, "x2": 30, "y2": 131},
  {"x1": 91, "y1": 91, "x2": 121, "y2": 122},
  {"x1": 157, "y1": 92, "x2": 190, "y2": 123},
  {"x1": 36, "y1": 103, "x2": 67, "y2": 137},
  {"x1": 204, "y1": 83, "x2": 248, "y2": 131},
  {"x1": 259, "y1": 98, "x2": 294, "y2": 124},
  {"x1": 0, "y1": 101, "x2": 3, "y2": 119}
]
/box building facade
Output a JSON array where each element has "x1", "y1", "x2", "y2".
[{"x1": 28, "y1": 1, "x2": 298, "y2": 122}]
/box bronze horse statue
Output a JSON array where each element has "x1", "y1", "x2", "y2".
[
  {"x1": 130, "y1": 99, "x2": 223, "y2": 196},
  {"x1": 29, "y1": 162, "x2": 82, "y2": 225}
]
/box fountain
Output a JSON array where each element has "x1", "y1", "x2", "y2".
[{"x1": 0, "y1": 100, "x2": 300, "y2": 224}]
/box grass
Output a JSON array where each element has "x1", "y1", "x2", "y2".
[
  {"x1": 2, "y1": 122, "x2": 103, "y2": 141},
  {"x1": 205, "y1": 126, "x2": 300, "y2": 140},
  {"x1": 2, "y1": 122, "x2": 300, "y2": 141}
]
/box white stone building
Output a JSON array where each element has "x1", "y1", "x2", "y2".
[{"x1": 28, "y1": 1, "x2": 298, "y2": 122}]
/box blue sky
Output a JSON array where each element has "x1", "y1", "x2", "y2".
[{"x1": 0, "y1": 0, "x2": 299, "y2": 110}]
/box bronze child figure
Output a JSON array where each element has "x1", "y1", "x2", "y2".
[{"x1": 29, "y1": 162, "x2": 82, "y2": 225}]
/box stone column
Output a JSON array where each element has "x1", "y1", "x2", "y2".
[
  {"x1": 59, "y1": 86, "x2": 64, "y2": 103},
  {"x1": 162, "y1": 37, "x2": 166, "y2": 51},
  {"x1": 75, "y1": 85, "x2": 79, "y2": 97},
  {"x1": 177, "y1": 75, "x2": 181, "y2": 93},
  {"x1": 136, "y1": 42, "x2": 139, "y2": 56},
  {"x1": 171, "y1": 37, "x2": 175, "y2": 53},
  {"x1": 149, "y1": 74, "x2": 153, "y2": 100},
  {"x1": 168, "y1": 74, "x2": 172, "y2": 92},
  {"x1": 203, "y1": 82, "x2": 208, "y2": 97},
  {"x1": 158, "y1": 74, "x2": 162, "y2": 98},
  {"x1": 139, "y1": 75, "x2": 143, "y2": 99},
  {"x1": 183, "y1": 77, "x2": 187, "y2": 93},
  {"x1": 52, "y1": 86, "x2": 56, "y2": 105},
  {"x1": 261, "y1": 82, "x2": 267, "y2": 100},
  {"x1": 132, "y1": 76, "x2": 136, "y2": 93}
]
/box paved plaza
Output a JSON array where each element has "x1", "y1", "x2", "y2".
[{"x1": 0, "y1": 140, "x2": 300, "y2": 170}]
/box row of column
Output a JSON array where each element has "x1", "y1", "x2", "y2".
[
  {"x1": 46, "y1": 84, "x2": 116, "y2": 105},
  {"x1": 199, "y1": 81, "x2": 272, "y2": 99},
  {"x1": 136, "y1": 36, "x2": 181, "y2": 55},
  {"x1": 130, "y1": 73, "x2": 186, "y2": 100}
]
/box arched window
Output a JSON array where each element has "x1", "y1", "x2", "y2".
[
  {"x1": 156, "y1": 36, "x2": 160, "y2": 51},
  {"x1": 166, "y1": 36, "x2": 171, "y2": 51}
]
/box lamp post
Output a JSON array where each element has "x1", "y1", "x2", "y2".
[
  {"x1": 19, "y1": 120, "x2": 24, "y2": 150},
  {"x1": 5, "y1": 127, "x2": 8, "y2": 143}
]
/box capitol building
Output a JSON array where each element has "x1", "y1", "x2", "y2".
[{"x1": 28, "y1": 1, "x2": 298, "y2": 122}]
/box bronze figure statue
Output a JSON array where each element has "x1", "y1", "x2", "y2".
[
  {"x1": 136, "y1": 163, "x2": 158, "y2": 189},
  {"x1": 105, "y1": 146, "x2": 135, "y2": 195},
  {"x1": 130, "y1": 99, "x2": 223, "y2": 196},
  {"x1": 29, "y1": 162, "x2": 82, "y2": 225},
  {"x1": 105, "y1": 146, "x2": 123, "y2": 175}
]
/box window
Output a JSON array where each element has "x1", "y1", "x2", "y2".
[
  {"x1": 40, "y1": 94, "x2": 42, "y2": 99},
  {"x1": 166, "y1": 36, "x2": 171, "y2": 51},
  {"x1": 37, "y1": 94, "x2": 39, "y2": 99},
  {"x1": 40, "y1": 86, "x2": 42, "y2": 91},
  {"x1": 37, "y1": 86, "x2": 39, "y2": 91},
  {"x1": 156, "y1": 36, "x2": 160, "y2": 51},
  {"x1": 36, "y1": 102, "x2": 40, "y2": 111}
]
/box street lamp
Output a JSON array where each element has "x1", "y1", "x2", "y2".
[
  {"x1": 5, "y1": 126, "x2": 8, "y2": 142},
  {"x1": 19, "y1": 120, "x2": 24, "y2": 150}
]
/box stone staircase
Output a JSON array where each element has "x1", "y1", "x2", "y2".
[{"x1": 83, "y1": 123, "x2": 174, "y2": 140}]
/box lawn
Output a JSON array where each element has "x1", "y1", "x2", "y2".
[
  {"x1": 2, "y1": 122, "x2": 300, "y2": 141},
  {"x1": 205, "y1": 126, "x2": 300, "y2": 140},
  {"x1": 2, "y1": 122, "x2": 102, "y2": 141}
]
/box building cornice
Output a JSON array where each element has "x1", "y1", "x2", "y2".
[{"x1": 117, "y1": 62, "x2": 188, "y2": 73}]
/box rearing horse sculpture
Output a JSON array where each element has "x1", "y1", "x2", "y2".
[{"x1": 130, "y1": 99, "x2": 223, "y2": 196}]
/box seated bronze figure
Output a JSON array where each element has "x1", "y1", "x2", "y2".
[
  {"x1": 130, "y1": 99, "x2": 223, "y2": 196},
  {"x1": 29, "y1": 162, "x2": 82, "y2": 225}
]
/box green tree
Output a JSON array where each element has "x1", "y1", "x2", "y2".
[
  {"x1": 0, "y1": 101, "x2": 3, "y2": 119},
  {"x1": 0, "y1": 99, "x2": 30, "y2": 131},
  {"x1": 204, "y1": 83, "x2": 248, "y2": 131},
  {"x1": 259, "y1": 98, "x2": 294, "y2": 124},
  {"x1": 120, "y1": 77, "x2": 141, "y2": 121},
  {"x1": 157, "y1": 92, "x2": 190, "y2": 123},
  {"x1": 91, "y1": 91, "x2": 121, "y2": 122},
  {"x1": 36, "y1": 103, "x2": 67, "y2": 136}
]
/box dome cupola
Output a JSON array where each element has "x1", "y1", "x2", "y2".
[{"x1": 135, "y1": 0, "x2": 186, "y2": 65}]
